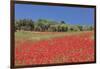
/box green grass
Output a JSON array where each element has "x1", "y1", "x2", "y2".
[
  {"x1": 15, "y1": 31, "x2": 67, "y2": 41},
  {"x1": 15, "y1": 31, "x2": 92, "y2": 41}
]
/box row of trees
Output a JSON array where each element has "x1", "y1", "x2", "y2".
[{"x1": 15, "y1": 19, "x2": 94, "y2": 32}]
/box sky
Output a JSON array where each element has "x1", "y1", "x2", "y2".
[{"x1": 15, "y1": 4, "x2": 95, "y2": 25}]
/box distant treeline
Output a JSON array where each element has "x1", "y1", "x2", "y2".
[{"x1": 15, "y1": 19, "x2": 94, "y2": 32}]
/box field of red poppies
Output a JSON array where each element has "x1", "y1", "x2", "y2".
[{"x1": 15, "y1": 31, "x2": 94, "y2": 66}]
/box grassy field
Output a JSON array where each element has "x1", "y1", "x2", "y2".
[
  {"x1": 15, "y1": 31, "x2": 94, "y2": 66},
  {"x1": 14, "y1": 4, "x2": 95, "y2": 66},
  {"x1": 15, "y1": 31, "x2": 93, "y2": 42}
]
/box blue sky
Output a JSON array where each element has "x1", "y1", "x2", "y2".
[{"x1": 15, "y1": 4, "x2": 94, "y2": 25}]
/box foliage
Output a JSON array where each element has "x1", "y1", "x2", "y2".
[{"x1": 15, "y1": 19, "x2": 94, "y2": 32}]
